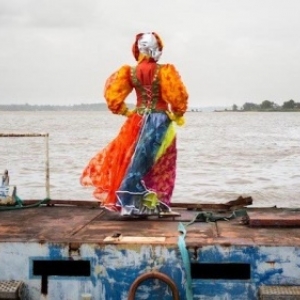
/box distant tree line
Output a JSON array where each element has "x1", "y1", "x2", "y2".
[
  {"x1": 0, "y1": 103, "x2": 109, "y2": 111},
  {"x1": 232, "y1": 99, "x2": 300, "y2": 111}
]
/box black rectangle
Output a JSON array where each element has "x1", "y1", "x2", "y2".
[
  {"x1": 33, "y1": 260, "x2": 90, "y2": 277},
  {"x1": 191, "y1": 263, "x2": 250, "y2": 280}
]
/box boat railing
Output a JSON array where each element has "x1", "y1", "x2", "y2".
[{"x1": 0, "y1": 133, "x2": 50, "y2": 200}]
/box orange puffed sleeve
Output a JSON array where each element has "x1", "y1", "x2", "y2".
[
  {"x1": 104, "y1": 65, "x2": 133, "y2": 114},
  {"x1": 159, "y1": 64, "x2": 188, "y2": 116}
]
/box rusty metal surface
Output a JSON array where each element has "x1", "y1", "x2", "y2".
[
  {"x1": 21, "y1": 195, "x2": 252, "y2": 211},
  {"x1": 22, "y1": 199, "x2": 100, "y2": 207},
  {"x1": 216, "y1": 219, "x2": 300, "y2": 246},
  {"x1": 171, "y1": 195, "x2": 253, "y2": 211},
  {"x1": 1, "y1": 206, "x2": 300, "y2": 246},
  {"x1": 247, "y1": 208, "x2": 300, "y2": 227},
  {"x1": 0, "y1": 206, "x2": 103, "y2": 242}
]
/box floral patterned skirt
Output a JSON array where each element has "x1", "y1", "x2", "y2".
[{"x1": 80, "y1": 112, "x2": 177, "y2": 216}]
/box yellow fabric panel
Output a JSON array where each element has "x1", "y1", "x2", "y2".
[
  {"x1": 155, "y1": 122, "x2": 176, "y2": 162},
  {"x1": 159, "y1": 64, "x2": 189, "y2": 116},
  {"x1": 104, "y1": 65, "x2": 133, "y2": 114}
]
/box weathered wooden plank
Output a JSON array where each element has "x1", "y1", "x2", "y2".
[{"x1": 246, "y1": 209, "x2": 300, "y2": 227}]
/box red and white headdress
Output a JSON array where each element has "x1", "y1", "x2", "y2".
[{"x1": 132, "y1": 32, "x2": 163, "y2": 62}]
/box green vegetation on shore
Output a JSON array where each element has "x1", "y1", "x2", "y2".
[{"x1": 229, "y1": 99, "x2": 300, "y2": 112}]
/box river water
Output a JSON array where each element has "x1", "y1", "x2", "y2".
[{"x1": 0, "y1": 111, "x2": 299, "y2": 207}]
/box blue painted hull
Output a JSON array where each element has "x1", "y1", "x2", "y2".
[
  {"x1": 1, "y1": 242, "x2": 300, "y2": 299},
  {"x1": 1, "y1": 205, "x2": 300, "y2": 299}
]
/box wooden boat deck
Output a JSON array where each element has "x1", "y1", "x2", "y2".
[{"x1": 1, "y1": 201, "x2": 300, "y2": 247}]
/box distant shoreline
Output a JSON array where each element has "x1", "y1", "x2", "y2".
[
  {"x1": 1, "y1": 103, "x2": 299, "y2": 112},
  {"x1": 214, "y1": 109, "x2": 300, "y2": 112},
  {"x1": 0, "y1": 104, "x2": 206, "y2": 112},
  {"x1": 0, "y1": 103, "x2": 109, "y2": 111}
]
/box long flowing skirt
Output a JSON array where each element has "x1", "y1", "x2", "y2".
[{"x1": 80, "y1": 112, "x2": 177, "y2": 216}]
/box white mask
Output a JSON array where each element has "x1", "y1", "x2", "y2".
[{"x1": 137, "y1": 33, "x2": 162, "y2": 62}]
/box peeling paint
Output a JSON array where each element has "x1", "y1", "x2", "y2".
[
  {"x1": 1, "y1": 242, "x2": 300, "y2": 299},
  {"x1": 2, "y1": 206, "x2": 300, "y2": 299}
]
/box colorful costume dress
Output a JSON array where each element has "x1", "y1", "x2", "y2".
[{"x1": 80, "y1": 32, "x2": 188, "y2": 216}]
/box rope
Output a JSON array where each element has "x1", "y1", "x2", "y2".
[
  {"x1": 177, "y1": 208, "x2": 248, "y2": 300},
  {"x1": 0, "y1": 194, "x2": 50, "y2": 211},
  {"x1": 178, "y1": 222, "x2": 193, "y2": 300},
  {"x1": 185, "y1": 208, "x2": 248, "y2": 227}
]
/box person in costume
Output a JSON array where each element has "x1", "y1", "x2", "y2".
[{"x1": 80, "y1": 32, "x2": 188, "y2": 216}]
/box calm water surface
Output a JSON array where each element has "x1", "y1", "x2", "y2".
[{"x1": 1, "y1": 111, "x2": 299, "y2": 207}]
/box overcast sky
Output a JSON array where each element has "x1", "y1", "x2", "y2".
[{"x1": 0, "y1": 0, "x2": 300, "y2": 108}]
